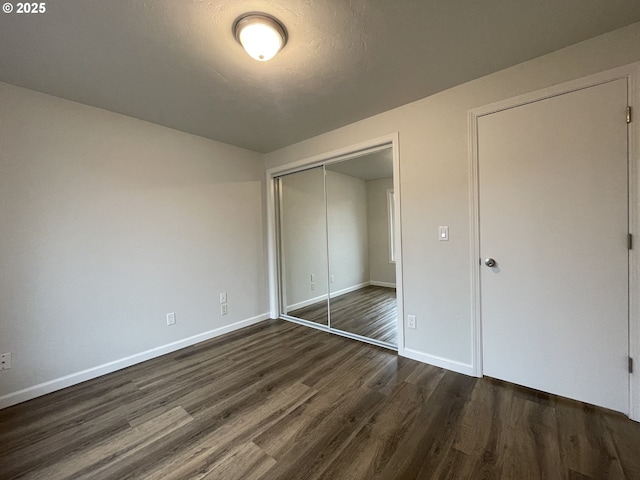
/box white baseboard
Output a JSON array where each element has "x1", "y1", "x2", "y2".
[
  {"x1": 286, "y1": 282, "x2": 371, "y2": 311},
  {"x1": 330, "y1": 282, "x2": 370, "y2": 298},
  {"x1": 369, "y1": 281, "x2": 396, "y2": 288},
  {"x1": 286, "y1": 294, "x2": 328, "y2": 311},
  {"x1": 400, "y1": 347, "x2": 475, "y2": 376},
  {"x1": 0, "y1": 313, "x2": 269, "y2": 410}
]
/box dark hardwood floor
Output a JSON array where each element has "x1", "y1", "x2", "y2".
[
  {"x1": 329, "y1": 285, "x2": 396, "y2": 344},
  {"x1": 288, "y1": 285, "x2": 397, "y2": 344},
  {"x1": 1, "y1": 319, "x2": 639, "y2": 479},
  {"x1": 286, "y1": 299, "x2": 329, "y2": 325}
]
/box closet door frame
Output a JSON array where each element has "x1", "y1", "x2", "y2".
[{"x1": 266, "y1": 133, "x2": 404, "y2": 353}]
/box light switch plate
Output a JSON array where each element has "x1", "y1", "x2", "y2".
[{"x1": 439, "y1": 226, "x2": 449, "y2": 241}]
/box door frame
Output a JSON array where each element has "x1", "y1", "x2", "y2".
[
  {"x1": 468, "y1": 63, "x2": 640, "y2": 420},
  {"x1": 266, "y1": 133, "x2": 405, "y2": 353}
]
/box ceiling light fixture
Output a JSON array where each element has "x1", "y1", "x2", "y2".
[{"x1": 233, "y1": 13, "x2": 287, "y2": 62}]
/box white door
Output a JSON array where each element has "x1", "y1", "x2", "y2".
[{"x1": 478, "y1": 79, "x2": 629, "y2": 413}]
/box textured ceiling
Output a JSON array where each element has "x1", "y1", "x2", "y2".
[
  {"x1": 326, "y1": 148, "x2": 393, "y2": 181},
  {"x1": 2, "y1": 1, "x2": 640, "y2": 153}
]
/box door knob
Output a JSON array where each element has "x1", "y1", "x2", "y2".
[{"x1": 485, "y1": 258, "x2": 496, "y2": 267}]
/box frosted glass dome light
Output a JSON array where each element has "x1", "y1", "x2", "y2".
[{"x1": 234, "y1": 14, "x2": 287, "y2": 62}]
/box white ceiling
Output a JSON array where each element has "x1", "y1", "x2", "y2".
[
  {"x1": 1, "y1": 1, "x2": 639, "y2": 153},
  {"x1": 326, "y1": 148, "x2": 393, "y2": 181}
]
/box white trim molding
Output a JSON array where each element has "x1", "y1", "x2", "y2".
[
  {"x1": 369, "y1": 281, "x2": 396, "y2": 288},
  {"x1": 387, "y1": 187, "x2": 396, "y2": 264},
  {"x1": 286, "y1": 294, "x2": 328, "y2": 312},
  {"x1": 403, "y1": 348, "x2": 475, "y2": 376},
  {"x1": 468, "y1": 62, "x2": 640, "y2": 421},
  {"x1": 0, "y1": 313, "x2": 270, "y2": 410},
  {"x1": 285, "y1": 282, "x2": 372, "y2": 311},
  {"x1": 391, "y1": 133, "x2": 405, "y2": 355},
  {"x1": 629, "y1": 63, "x2": 640, "y2": 422},
  {"x1": 330, "y1": 282, "x2": 371, "y2": 298}
]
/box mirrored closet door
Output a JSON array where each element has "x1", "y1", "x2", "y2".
[
  {"x1": 275, "y1": 147, "x2": 398, "y2": 348},
  {"x1": 326, "y1": 150, "x2": 397, "y2": 345},
  {"x1": 276, "y1": 166, "x2": 329, "y2": 326}
]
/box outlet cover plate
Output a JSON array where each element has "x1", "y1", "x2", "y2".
[
  {"x1": 167, "y1": 312, "x2": 176, "y2": 326},
  {"x1": 1, "y1": 352, "x2": 11, "y2": 370}
]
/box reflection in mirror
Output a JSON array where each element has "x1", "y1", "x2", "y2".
[
  {"x1": 277, "y1": 167, "x2": 329, "y2": 325},
  {"x1": 326, "y1": 148, "x2": 397, "y2": 345}
]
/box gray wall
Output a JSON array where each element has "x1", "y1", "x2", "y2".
[
  {"x1": 264, "y1": 23, "x2": 640, "y2": 369},
  {"x1": 366, "y1": 177, "x2": 396, "y2": 286},
  {"x1": 279, "y1": 169, "x2": 369, "y2": 309},
  {"x1": 279, "y1": 168, "x2": 328, "y2": 309},
  {"x1": 0, "y1": 82, "x2": 268, "y2": 403},
  {"x1": 327, "y1": 171, "x2": 369, "y2": 294}
]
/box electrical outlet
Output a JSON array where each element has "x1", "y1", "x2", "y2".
[
  {"x1": 166, "y1": 312, "x2": 176, "y2": 326},
  {"x1": 1, "y1": 352, "x2": 11, "y2": 371},
  {"x1": 330, "y1": 275, "x2": 335, "y2": 283},
  {"x1": 311, "y1": 282, "x2": 316, "y2": 291},
  {"x1": 221, "y1": 303, "x2": 228, "y2": 315},
  {"x1": 407, "y1": 315, "x2": 416, "y2": 329},
  {"x1": 219, "y1": 292, "x2": 227, "y2": 304}
]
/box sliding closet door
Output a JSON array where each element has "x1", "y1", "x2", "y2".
[
  {"x1": 277, "y1": 167, "x2": 329, "y2": 326},
  {"x1": 325, "y1": 150, "x2": 398, "y2": 345}
]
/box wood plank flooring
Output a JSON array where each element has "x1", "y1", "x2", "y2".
[
  {"x1": 286, "y1": 300, "x2": 329, "y2": 325},
  {"x1": 288, "y1": 285, "x2": 397, "y2": 344},
  {"x1": 329, "y1": 285, "x2": 396, "y2": 344},
  {"x1": 1, "y1": 319, "x2": 639, "y2": 480}
]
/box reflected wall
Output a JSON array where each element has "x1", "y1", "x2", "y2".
[
  {"x1": 277, "y1": 167, "x2": 328, "y2": 325},
  {"x1": 276, "y1": 148, "x2": 398, "y2": 346}
]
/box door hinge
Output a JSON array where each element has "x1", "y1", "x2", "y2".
[
  {"x1": 629, "y1": 233, "x2": 633, "y2": 250},
  {"x1": 627, "y1": 106, "x2": 632, "y2": 124},
  {"x1": 630, "y1": 357, "x2": 634, "y2": 374}
]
